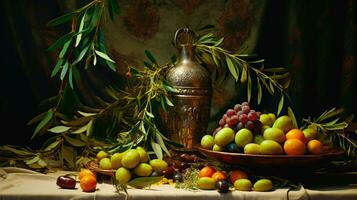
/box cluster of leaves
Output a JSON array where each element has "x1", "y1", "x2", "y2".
[
  {"x1": 194, "y1": 32, "x2": 292, "y2": 117},
  {"x1": 302, "y1": 108, "x2": 357, "y2": 160}
]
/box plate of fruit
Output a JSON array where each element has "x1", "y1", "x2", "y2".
[{"x1": 197, "y1": 102, "x2": 345, "y2": 168}]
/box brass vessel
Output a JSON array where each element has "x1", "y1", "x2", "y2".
[{"x1": 161, "y1": 28, "x2": 212, "y2": 149}]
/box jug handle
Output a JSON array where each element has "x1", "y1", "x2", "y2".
[{"x1": 174, "y1": 28, "x2": 195, "y2": 47}]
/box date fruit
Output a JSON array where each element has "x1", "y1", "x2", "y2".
[{"x1": 56, "y1": 175, "x2": 76, "y2": 189}]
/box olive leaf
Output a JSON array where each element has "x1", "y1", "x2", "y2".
[
  {"x1": 127, "y1": 176, "x2": 163, "y2": 189},
  {"x1": 48, "y1": 126, "x2": 71, "y2": 133},
  {"x1": 32, "y1": 110, "x2": 54, "y2": 139},
  {"x1": 277, "y1": 94, "x2": 284, "y2": 116}
]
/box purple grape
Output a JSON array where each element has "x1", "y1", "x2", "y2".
[
  {"x1": 226, "y1": 109, "x2": 236, "y2": 117},
  {"x1": 248, "y1": 112, "x2": 257, "y2": 121},
  {"x1": 242, "y1": 105, "x2": 250, "y2": 114},
  {"x1": 228, "y1": 115, "x2": 239, "y2": 127},
  {"x1": 219, "y1": 119, "x2": 225, "y2": 127},
  {"x1": 241, "y1": 102, "x2": 249, "y2": 107},
  {"x1": 236, "y1": 122, "x2": 244, "y2": 130},
  {"x1": 237, "y1": 111, "x2": 244, "y2": 116},
  {"x1": 234, "y1": 104, "x2": 242, "y2": 111},
  {"x1": 245, "y1": 120, "x2": 254, "y2": 130},
  {"x1": 239, "y1": 114, "x2": 248, "y2": 124},
  {"x1": 216, "y1": 179, "x2": 230, "y2": 193}
]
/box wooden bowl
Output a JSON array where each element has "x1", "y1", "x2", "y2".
[
  {"x1": 85, "y1": 160, "x2": 115, "y2": 176},
  {"x1": 196, "y1": 146, "x2": 345, "y2": 168}
]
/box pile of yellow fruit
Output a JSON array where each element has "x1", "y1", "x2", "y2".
[
  {"x1": 96, "y1": 147, "x2": 168, "y2": 184},
  {"x1": 201, "y1": 114, "x2": 324, "y2": 155}
]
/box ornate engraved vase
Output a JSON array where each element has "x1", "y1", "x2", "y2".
[{"x1": 161, "y1": 28, "x2": 212, "y2": 149}]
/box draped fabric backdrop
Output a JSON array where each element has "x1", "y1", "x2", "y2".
[{"x1": 0, "y1": 0, "x2": 355, "y2": 147}]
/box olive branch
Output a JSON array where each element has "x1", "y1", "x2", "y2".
[
  {"x1": 194, "y1": 32, "x2": 297, "y2": 126},
  {"x1": 302, "y1": 108, "x2": 357, "y2": 159}
]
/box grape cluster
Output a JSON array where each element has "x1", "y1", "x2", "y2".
[{"x1": 214, "y1": 102, "x2": 262, "y2": 135}]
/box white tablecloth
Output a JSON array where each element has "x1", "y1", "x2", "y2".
[{"x1": 0, "y1": 167, "x2": 356, "y2": 200}]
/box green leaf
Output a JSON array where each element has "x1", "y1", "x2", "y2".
[
  {"x1": 257, "y1": 78, "x2": 262, "y2": 105},
  {"x1": 127, "y1": 176, "x2": 163, "y2": 189},
  {"x1": 269, "y1": 81, "x2": 275, "y2": 93},
  {"x1": 226, "y1": 56, "x2": 238, "y2": 81},
  {"x1": 160, "y1": 95, "x2": 168, "y2": 112},
  {"x1": 51, "y1": 59, "x2": 64, "y2": 77},
  {"x1": 25, "y1": 156, "x2": 40, "y2": 165},
  {"x1": 214, "y1": 37, "x2": 224, "y2": 46},
  {"x1": 48, "y1": 126, "x2": 70, "y2": 133},
  {"x1": 86, "y1": 120, "x2": 93, "y2": 136},
  {"x1": 95, "y1": 50, "x2": 115, "y2": 63},
  {"x1": 44, "y1": 140, "x2": 61, "y2": 151},
  {"x1": 145, "y1": 50, "x2": 157, "y2": 65},
  {"x1": 32, "y1": 110, "x2": 53, "y2": 139},
  {"x1": 277, "y1": 94, "x2": 284, "y2": 116},
  {"x1": 247, "y1": 75, "x2": 252, "y2": 102},
  {"x1": 47, "y1": 32, "x2": 74, "y2": 51},
  {"x1": 106, "y1": 60, "x2": 117, "y2": 71},
  {"x1": 288, "y1": 107, "x2": 298, "y2": 128},
  {"x1": 78, "y1": 110, "x2": 97, "y2": 117},
  {"x1": 240, "y1": 65, "x2": 247, "y2": 83},
  {"x1": 162, "y1": 80, "x2": 178, "y2": 93},
  {"x1": 211, "y1": 50, "x2": 220, "y2": 67},
  {"x1": 72, "y1": 46, "x2": 89, "y2": 65},
  {"x1": 156, "y1": 134, "x2": 171, "y2": 157},
  {"x1": 71, "y1": 124, "x2": 89, "y2": 134},
  {"x1": 68, "y1": 67, "x2": 74, "y2": 89},
  {"x1": 60, "y1": 61, "x2": 69, "y2": 80},
  {"x1": 151, "y1": 140, "x2": 163, "y2": 160},
  {"x1": 321, "y1": 108, "x2": 344, "y2": 121},
  {"x1": 108, "y1": 0, "x2": 120, "y2": 20},
  {"x1": 322, "y1": 118, "x2": 340, "y2": 126},
  {"x1": 165, "y1": 96, "x2": 174, "y2": 106},
  {"x1": 139, "y1": 122, "x2": 146, "y2": 135},
  {"x1": 63, "y1": 135, "x2": 86, "y2": 147},
  {"x1": 146, "y1": 111, "x2": 154, "y2": 118},
  {"x1": 0, "y1": 145, "x2": 34, "y2": 156},
  {"x1": 47, "y1": 12, "x2": 76, "y2": 27},
  {"x1": 59, "y1": 39, "x2": 72, "y2": 58},
  {"x1": 27, "y1": 112, "x2": 47, "y2": 125},
  {"x1": 75, "y1": 12, "x2": 86, "y2": 47},
  {"x1": 324, "y1": 122, "x2": 348, "y2": 130}
]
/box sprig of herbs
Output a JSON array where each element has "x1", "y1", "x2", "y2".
[{"x1": 302, "y1": 108, "x2": 357, "y2": 159}]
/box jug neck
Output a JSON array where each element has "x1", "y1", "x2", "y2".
[{"x1": 179, "y1": 44, "x2": 195, "y2": 62}]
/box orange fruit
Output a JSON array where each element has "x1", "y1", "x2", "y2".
[
  {"x1": 229, "y1": 170, "x2": 248, "y2": 184},
  {"x1": 198, "y1": 166, "x2": 216, "y2": 178},
  {"x1": 284, "y1": 139, "x2": 305, "y2": 155},
  {"x1": 286, "y1": 129, "x2": 307, "y2": 144},
  {"x1": 307, "y1": 140, "x2": 323, "y2": 155},
  {"x1": 80, "y1": 175, "x2": 97, "y2": 192},
  {"x1": 211, "y1": 171, "x2": 227, "y2": 181},
  {"x1": 79, "y1": 169, "x2": 96, "y2": 180}
]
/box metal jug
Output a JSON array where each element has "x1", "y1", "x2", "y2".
[{"x1": 161, "y1": 28, "x2": 212, "y2": 149}]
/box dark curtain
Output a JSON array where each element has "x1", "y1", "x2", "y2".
[{"x1": 0, "y1": 0, "x2": 355, "y2": 146}]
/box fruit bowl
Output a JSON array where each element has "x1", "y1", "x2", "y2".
[
  {"x1": 196, "y1": 146, "x2": 345, "y2": 168},
  {"x1": 85, "y1": 160, "x2": 115, "y2": 176}
]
